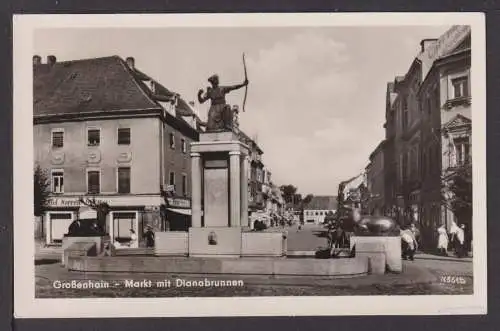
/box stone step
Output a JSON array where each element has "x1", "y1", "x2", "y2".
[{"x1": 114, "y1": 248, "x2": 155, "y2": 256}]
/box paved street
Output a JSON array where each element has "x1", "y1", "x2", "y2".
[{"x1": 285, "y1": 223, "x2": 328, "y2": 251}]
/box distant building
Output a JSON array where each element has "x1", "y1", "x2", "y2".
[
  {"x1": 366, "y1": 140, "x2": 385, "y2": 215},
  {"x1": 238, "y1": 131, "x2": 265, "y2": 213},
  {"x1": 303, "y1": 196, "x2": 338, "y2": 225},
  {"x1": 34, "y1": 55, "x2": 199, "y2": 246}
]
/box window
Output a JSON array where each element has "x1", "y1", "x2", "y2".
[
  {"x1": 403, "y1": 109, "x2": 409, "y2": 130},
  {"x1": 87, "y1": 128, "x2": 100, "y2": 146},
  {"x1": 454, "y1": 138, "x2": 470, "y2": 166},
  {"x1": 169, "y1": 133, "x2": 175, "y2": 149},
  {"x1": 51, "y1": 170, "x2": 64, "y2": 193},
  {"x1": 182, "y1": 174, "x2": 188, "y2": 196},
  {"x1": 422, "y1": 152, "x2": 427, "y2": 177},
  {"x1": 169, "y1": 171, "x2": 175, "y2": 186},
  {"x1": 181, "y1": 138, "x2": 187, "y2": 153},
  {"x1": 87, "y1": 170, "x2": 100, "y2": 194},
  {"x1": 452, "y1": 77, "x2": 469, "y2": 99},
  {"x1": 52, "y1": 130, "x2": 64, "y2": 148},
  {"x1": 118, "y1": 128, "x2": 131, "y2": 145},
  {"x1": 117, "y1": 167, "x2": 131, "y2": 194}
]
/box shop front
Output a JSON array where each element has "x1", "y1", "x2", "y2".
[
  {"x1": 43, "y1": 195, "x2": 163, "y2": 246},
  {"x1": 163, "y1": 196, "x2": 192, "y2": 231}
]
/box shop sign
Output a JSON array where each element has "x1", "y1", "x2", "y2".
[
  {"x1": 46, "y1": 197, "x2": 110, "y2": 207},
  {"x1": 166, "y1": 197, "x2": 191, "y2": 209}
]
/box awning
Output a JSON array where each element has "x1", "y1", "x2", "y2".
[{"x1": 166, "y1": 208, "x2": 191, "y2": 216}]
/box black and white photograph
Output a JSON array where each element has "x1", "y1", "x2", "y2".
[{"x1": 14, "y1": 13, "x2": 486, "y2": 317}]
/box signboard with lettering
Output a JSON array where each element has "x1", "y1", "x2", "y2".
[
  {"x1": 166, "y1": 197, "x2": 191, "y2": 209},
  {"x1": 46, "y1": 198, "x2": 111, "y2": 208},
  {"x1": 45, "y1": 195, "x2": 164, "y2": 208}
]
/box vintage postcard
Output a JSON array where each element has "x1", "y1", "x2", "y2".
[{"x1": 13, "y1": 13, "x2": 486, "y2": 317}]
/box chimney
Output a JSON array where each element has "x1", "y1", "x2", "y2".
[
  {"x1": 420, "y1": 38, "x2": 438, "y2": 53},
  {"x1": 47, "y1": 55, "x2": 57, "y2": 66},
  {"x1": 33, "y1": 55, "x2": 41, "y2": 65},
  {"x1": 126, "y1": 57, "x2": 135, "y2": 69}
]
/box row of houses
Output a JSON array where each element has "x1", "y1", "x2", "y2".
[
  {"x1": 33, "y1": 54, "x2": 284, "y2": 246},
  {"x1": 364, "y1": 25, "x2": 472, "y2": 248}
]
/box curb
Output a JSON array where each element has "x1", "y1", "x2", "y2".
[{"x1": 414, "y1": 255, "x2": 472, "y2": 263}]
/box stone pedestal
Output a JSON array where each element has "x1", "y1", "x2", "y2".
[
  {"x1": 188, "y1": 132, "x2": 250, "y2": 257},
  {"x1": 351, "y1": 236, "x2": 402, "y2": 273}
]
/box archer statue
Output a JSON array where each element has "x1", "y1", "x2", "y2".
[{"x1": 197, "y1": 74, "x2": 248, "y2": 132}]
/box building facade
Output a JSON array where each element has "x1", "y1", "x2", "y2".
[
  {"x1": 381, "y1": 25, "x2": 471, "y2": 248},
  {"x1": 418, "y1": 33, "x2": 471, "y2": 247},
  {"x1": 366, "y1": 140, "x2": 385, "y2": 215},
  {"x1": 303, "y1": 196, "x2": 338, "y2": 225},
  {"x1": 238, "y1": 132, "x2": 265, "y2": 213},
  {"x1": 34, "y1": 55, "x2": 199, "y2": 246}
]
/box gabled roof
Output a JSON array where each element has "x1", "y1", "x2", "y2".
[
  {"x1": 34, "y1": 56, "x2": 162, "y2": 116},
  {"x1": 443, "y1": 114, "x2": 471, "y2": 130},
  {"x1": 304, "y1": 196, "x2": 338, "y2": 211}
]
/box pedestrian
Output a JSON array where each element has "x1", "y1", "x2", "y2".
[
  {"x1": 129, "y1": 228, "x2": 137, "y2": 248},
  {"x1": 401, "y1": 227, "x2": 417, "y2": 261},
  {"x1": 437, "y1": 224, "x2": 449, "y2": 256},
  {"x1": 456, "y1": 224, "x2": 466, "y2": 258},
  {"x1": 144, "y1": 225, "x2": 155, "y2": 248},
  {"x1": 410, "y1": 223, "x2": 421, "y2": 250}
]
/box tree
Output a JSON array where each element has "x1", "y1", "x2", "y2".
[
  {"x1": 279, "y1": 185, "x2": 298, "y2": 205},
  {"x1": 34, "y1": 165, "x2": 50, "y2": 217},
  {"x1": 302, "y1": 194, "x2": 314, "y2": 206},
  {"x1": 442, "y1": 162, "x2": 472, "y2": 231}
]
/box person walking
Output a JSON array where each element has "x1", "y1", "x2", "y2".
[
  {"x1": 129, "y1": 229, "x2": 138, "y2": 248},
  {"x1": 437, "y1": 224, "x2": 449, "y2": 256},
  {"x1": 144, "y1": 225, "x2": 155, "y2": 248},
  {"x1": 456, "y1": 224, "x2": 466, "y2": 258},
  {"x1": 401, "y1": 227, "x2": 417, "y2": 261}
]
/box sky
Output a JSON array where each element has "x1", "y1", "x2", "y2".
[{"x1": 34, "y1": 25, "x2": 451, "y2": 196}]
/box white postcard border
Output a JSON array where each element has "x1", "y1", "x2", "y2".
[{"x1": 13, "y1": 12, "x2": 487, "y2": 318}]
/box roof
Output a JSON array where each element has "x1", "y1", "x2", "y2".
[
  {"x1": 33, "y1": 55, "x2": 200, "y2": 139},
  {"x1": 238, "y1": 130, "x2": 263, "y2": 154},
  {"x1": 34, "y1": 56, "x2": 161, "y2": 116},
  {"x1": 304, "y1": 196, "x2": 338, "y2": 211},
  {"x1": 369, "y1": 140, "x2": 386, "y2": 161}
]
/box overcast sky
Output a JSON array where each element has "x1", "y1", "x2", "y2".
[{"x1": 34, "y1": 25, "x2": 450, "y2": 196}]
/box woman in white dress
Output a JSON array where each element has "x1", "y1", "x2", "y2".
[{"x1": 437, "y1": 225, "x2": 449, "y2": 256}]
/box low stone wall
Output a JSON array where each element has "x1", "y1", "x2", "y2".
[
  {"x1": 351, "y1": 236, "x2": 402, "y2": 273},
  {"x1": 241, "y1": 231, "x2": 286, "y2": 257},
  {"x1": 154, "y1": 229, "x2": 288, "y2": 258},
  {"x1": 67, "y1": 255, "x2": 369, "y2": 277},
  {"x1": 61, "y1": 235, "x2": 109, "y2": 263},
  {"x1": 155, "y1": 232, "x2": 189, "y2": 256},
  {"x1": 62, "y1": 242, "x2": 97, "y2": 267},
  {"x1": 188, "y1": 227, "x2": 242, "y2": 257}
]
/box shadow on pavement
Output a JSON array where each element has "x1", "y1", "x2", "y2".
[{"x1": 35, "y1": 258, "x2": 60, "y2": 266}]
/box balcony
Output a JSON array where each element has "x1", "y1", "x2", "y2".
[{"x1": 444, "y1": 96, "x2": 471, "y2": 110}]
